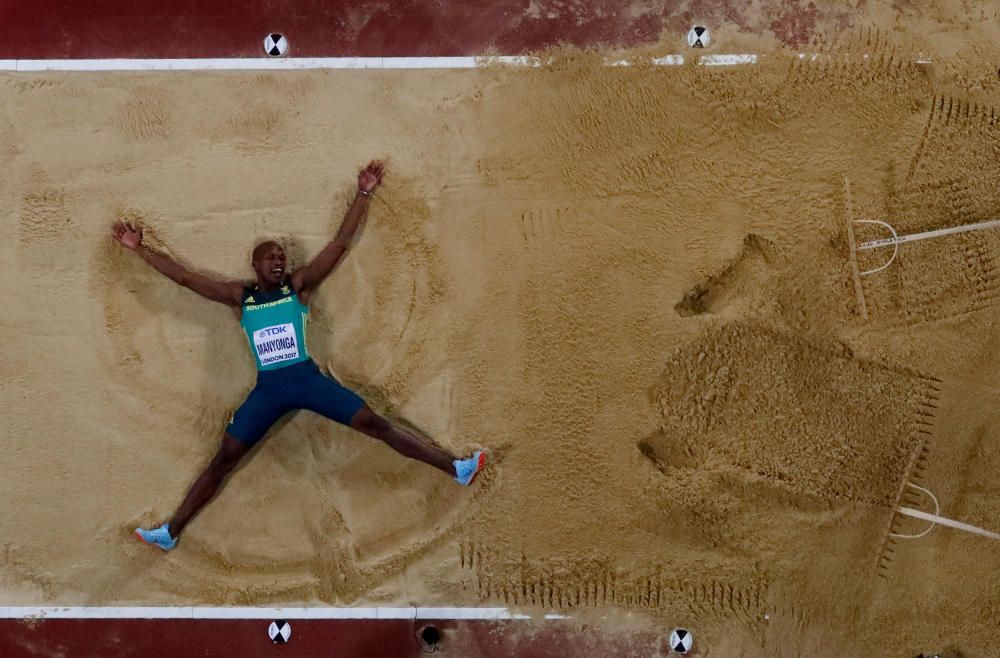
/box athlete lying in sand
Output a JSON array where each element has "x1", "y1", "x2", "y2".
[{"x1": 114, "y1": 160, "x2": 485, "y2": 551}]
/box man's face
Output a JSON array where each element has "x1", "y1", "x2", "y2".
[{"x1": 252, "y1": 243, "x2": 286, "y2": 286}]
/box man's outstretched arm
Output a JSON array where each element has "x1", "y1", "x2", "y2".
[
  {"x1": 111, "y1": 220, "x2": 243, "y2": 307},
  {"x1": 292, "y1": 160, "x2": 385, "y2": 294}
]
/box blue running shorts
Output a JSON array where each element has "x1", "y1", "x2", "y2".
[{"x1": 226, "y1": 359, "x2": 366, "y2": 446}]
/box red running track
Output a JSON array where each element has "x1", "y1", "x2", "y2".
[
  {"x1": 2, "y1": 0, "x2": 840, "y2": 59},
  {"x1": 0, "y1": 618, "x2": 671, "y2": 657},
  {"x1": 1, "y1": 0, "x2": 661, "y2": 58}
]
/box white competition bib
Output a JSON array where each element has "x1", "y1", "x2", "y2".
[{"x1": 253, "y1": 323, "x2": 300, "y2": 366}]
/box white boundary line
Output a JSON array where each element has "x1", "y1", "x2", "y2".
[
  {"x1": 0, "y1": 53, "x2": 935, "y2": 71},
  {"x1": 0, "y1": 54, "x2": 765, "y2": 71},
  {"x1": 0, "y1": 606, "x2": 569, "y2": 620}
]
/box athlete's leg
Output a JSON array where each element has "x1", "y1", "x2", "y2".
[
  {"x1": 137, "y1": 380, "x2": 288, "y2": 548},
  {"x1": 299, "y1": 365, "x2": 483, "y2": 482},
  {"x1": 167, "y1": 433, "x2": 251, "y2": 538},
  {"x1": 349, "y1": 405, "x2": 458, "y2": 477}
]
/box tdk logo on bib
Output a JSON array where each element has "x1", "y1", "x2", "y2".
[
  {"x1": 253, "y1": 323, "x2": 299, "y2": 365},
  {"x1": 258, "y1": 325, "x2": 289, "y2": 337}
]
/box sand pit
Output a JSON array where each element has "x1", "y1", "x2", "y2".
[
  {"x1": 5, "y1": 4, "x2": 1000, "y2": 655},
  {"x1": 643, "y1": 321, "x2": 939, "y2": 506}
]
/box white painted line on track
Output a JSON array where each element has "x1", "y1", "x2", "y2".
[
  {"x1": 8, "y1": 57, "x2": 385, "y2": 71},
  {"x1": 0, "y1": 53, "x2": 825, "y2": 71},
  {"x1": 1, "y1": 606, "x2": 570, "y2": 620},
  {"x1": 702, "y1": 53, "x2": 758, "y2": 66},
  {"x1": 385, "y1": 56, "x2": 479, "y2": 68},
  {"x1": 0, "y1": 53, "x2": 933, "y2": 72}
]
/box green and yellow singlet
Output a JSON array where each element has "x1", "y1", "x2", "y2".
[{"x1": 239, "y1": 281, "x2": 311, "y2": 371}]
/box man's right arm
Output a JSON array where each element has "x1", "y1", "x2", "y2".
[
  {"x1": 112, "y1": 220, "x2": 243, "y2": 307},
  {"x1": 137, "y1": 246, "x2": 244, "y2": 306}
]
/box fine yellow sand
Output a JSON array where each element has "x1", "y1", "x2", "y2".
[{"x1": 4, "y1": 4, "x2": 1000, "y2": 656}]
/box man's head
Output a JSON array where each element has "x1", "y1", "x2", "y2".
[{"x1": 251, "y1": 240, "x2": 286, "y2": 288}]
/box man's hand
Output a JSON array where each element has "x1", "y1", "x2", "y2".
[
  {"x1": 110, "y1": 217, "x2": 242, "y2": 306},
  {"x1": 111, "y1": 220, "x2": 143, "y2": 250},
  {"x1": 358, "y1": 160, "x2": 385, "y2": 195},
  {"x1": 292, "y1": 160, "x2": 385, "y2": 297}
]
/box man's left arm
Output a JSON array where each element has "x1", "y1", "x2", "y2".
[{"x1": 292, "y1": 160, "x2": 385, "y2": 295}]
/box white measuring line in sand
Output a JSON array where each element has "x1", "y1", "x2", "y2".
[
  {"x1": 890, "y1": 483, "x2": 1000, "y2": 542},
  {"x1": 897, "y1": 507, "x2": 1000, "y2": 541},
  {"x1": 857, "y1": 218, "x2": 1000, "y2": 250},
  {"x1": 0, "y1": 606, "x2": 569, "y2": 620},
  {"x1": 0, "y1": 52, "x2": 933, "y2": 71},
  {"x1": 854, "y1": 218, "x2": 1000, "y2": 276}
]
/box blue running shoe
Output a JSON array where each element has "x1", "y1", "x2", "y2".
[
  {"x1": 454, "y1": 451, "x2": 486, "y2": 486},
  {"x1": 134, "y1": 523, "x2": 177, "y2": 551}
]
